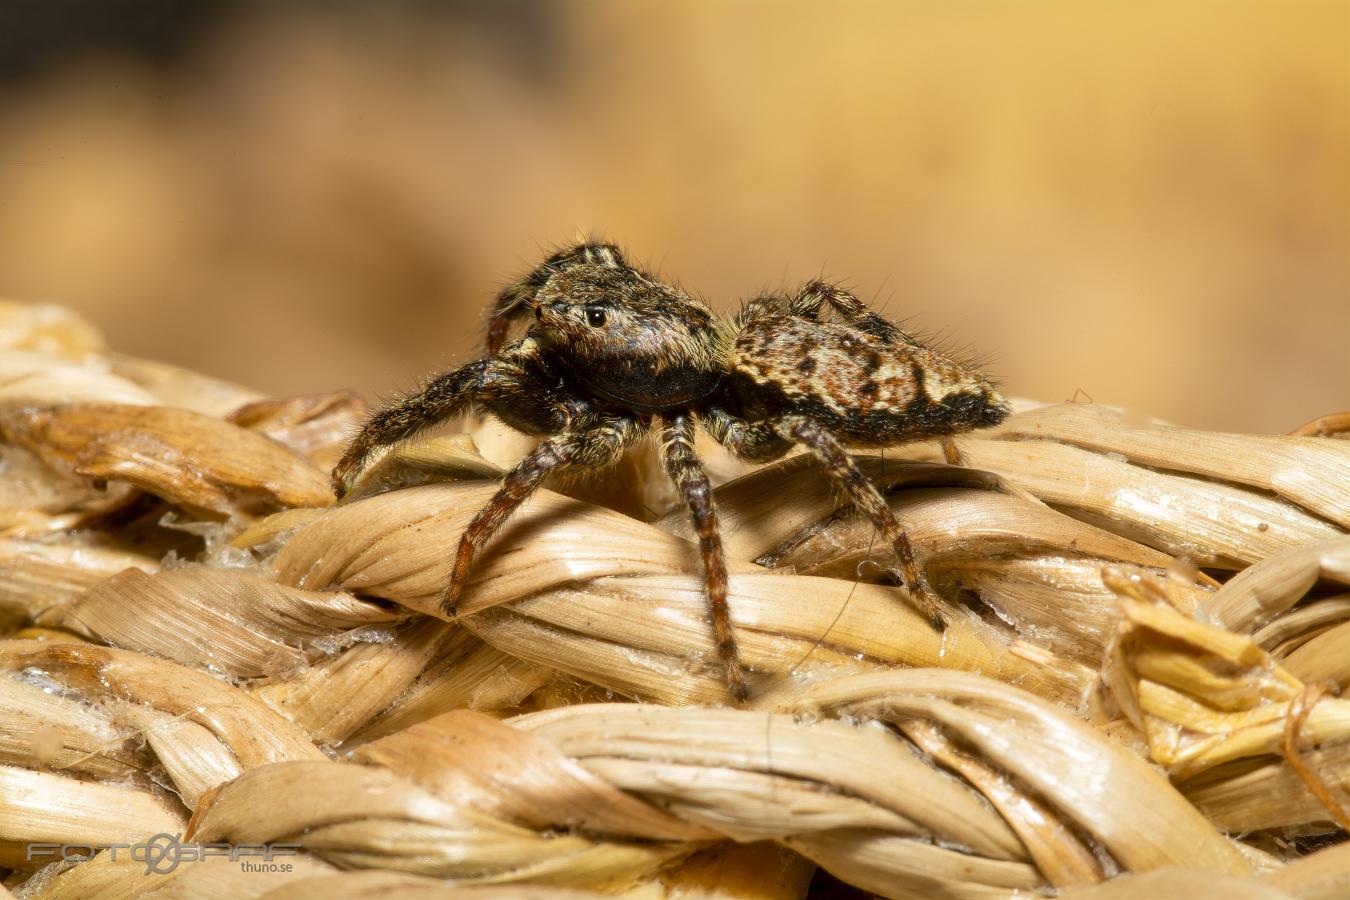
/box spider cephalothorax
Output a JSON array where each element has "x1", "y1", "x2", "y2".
[
  {"x1": 332, "y1": 242, "x2": 1009, "y2": 700},
  {"x1": 531, "y1": 265, "x2": 730, "y2": 412}
]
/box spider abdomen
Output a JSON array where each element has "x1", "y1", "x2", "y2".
[{"x1": 728, "y1": 317, "x2": 1008, "y2": 445}]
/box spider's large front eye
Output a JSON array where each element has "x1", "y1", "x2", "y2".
[{"x1": 585, "y1": 306, "x2": 607, "y2": 327}]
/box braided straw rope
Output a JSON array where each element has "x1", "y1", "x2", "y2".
[{"x1": 1, "y1": 301, "x2": 1349, "y2": 899}]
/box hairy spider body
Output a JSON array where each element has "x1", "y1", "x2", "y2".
[{"x1": 333, "y1": 242, "x2": 1010, "y2": 700}]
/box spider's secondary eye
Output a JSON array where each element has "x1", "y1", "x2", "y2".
[{"x1": 585, "y1": 306, "x2": 607, "y2": 327}]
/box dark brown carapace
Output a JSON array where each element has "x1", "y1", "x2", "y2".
[{"x1": 332, "y1": 242, "x2": 1009, "y2": 700}]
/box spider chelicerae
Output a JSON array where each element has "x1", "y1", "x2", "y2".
[{"x1": 332, "y1": 242, "x2": 1010, "y2": 699}]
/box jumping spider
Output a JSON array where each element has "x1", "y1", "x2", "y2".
[{"x1": 332, "y1": 242, "x2": 1009, "y2": 700}]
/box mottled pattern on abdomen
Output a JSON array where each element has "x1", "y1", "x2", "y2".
[{"x1": 728, "y1": 316, "x2": 1003, "y2": 445}]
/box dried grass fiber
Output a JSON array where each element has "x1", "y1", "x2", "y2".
[{"x1": 0, "y1": 300, "x2": 1348, "y2": 898}]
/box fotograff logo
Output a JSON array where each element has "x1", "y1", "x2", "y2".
[{"x1": 26, "y1": 834, "x2": 301, "y2": 876}]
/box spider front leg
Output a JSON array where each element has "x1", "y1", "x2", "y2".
[
  {"x1": 440, "y1": 416, "x2": 641, "y2": 616},
  {"x1": 332, "y1": 359, "x2": 490, "y2": 499},
  {"x1": 659, "y1": 414, "x2": 747, "y2": 701}
]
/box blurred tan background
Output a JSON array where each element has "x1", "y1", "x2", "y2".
[{"x1": 0, "y1": 0, "x2": 1345, "y2": 433}]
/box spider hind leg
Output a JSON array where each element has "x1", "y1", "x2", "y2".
[
  {"x1": 789, "y1": 280, "x2": 897, "y2": 339},
  {"x1": 779, "y1": 415, "x2": 947, "y2": 631},
  {"x1": 707, "y1": 407, "x2": 949, "y2": 632}
]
